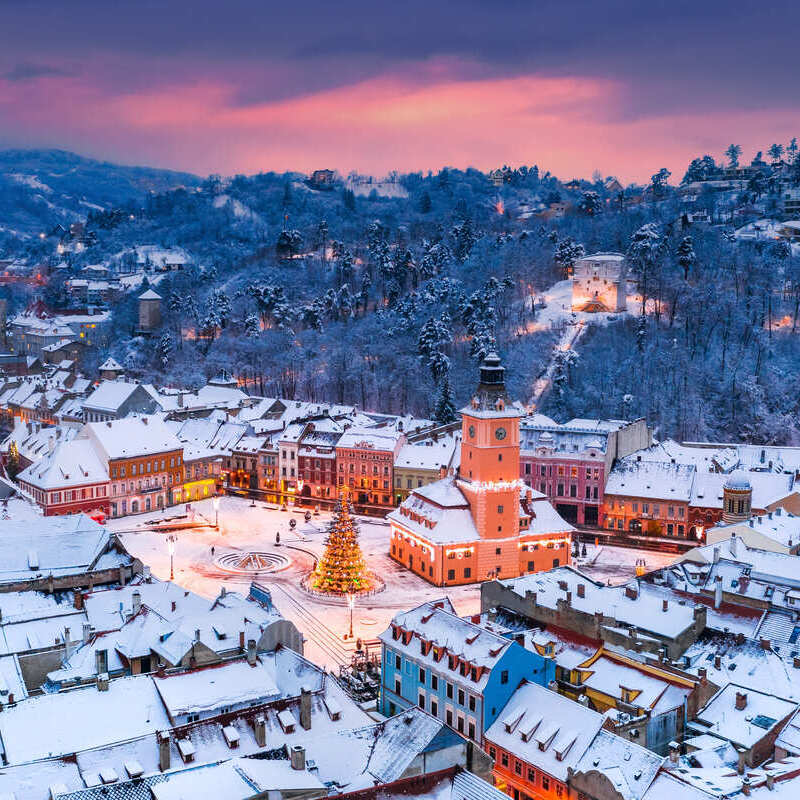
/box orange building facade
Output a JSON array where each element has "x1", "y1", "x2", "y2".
[{"x1": 388, "y1": 355, "x2": 572, "y2": 586}]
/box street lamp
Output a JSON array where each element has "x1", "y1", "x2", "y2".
[
  {"x1": 167, "y1": 534, "x2": 177, "y2": 581},
  {"x1": 213, "y1": 496, "x2": 220, "y2": 529},
  {"x1": 347, "y1": 593, "x2": 355, "y2": 639}
]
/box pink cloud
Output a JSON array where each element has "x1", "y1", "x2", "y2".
[{"x1": 3, "y1": 67, "x2": 800, "y2": 182}]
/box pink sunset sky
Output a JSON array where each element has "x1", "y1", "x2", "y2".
[{"x1": 1, "y1": 1, "x2": 798, "y2": 182}]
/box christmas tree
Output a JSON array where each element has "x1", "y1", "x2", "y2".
[{"x1": 312, "y1": 487, "x2": 368, "y2": 594}]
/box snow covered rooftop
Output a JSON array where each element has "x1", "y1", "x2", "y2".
[
  {"x1": 337, "y1": 427, "x2": 403, "y2": 452},
  {"x1": 606, "y1": 459, "x2": 695, "y2": 502},
  {"x1": 82, "y1": 416, "x2": 182, "y2": 459},
  {"x1": 572, "y1": 729, "x2": 662, "y2": 800},
  {"x1": 0, "y1": 675, "x2": 171, "y2": 764},
  {"x1": 0, "y1": 515, "x2": 117, "y2": 585},
  {"x1": 500, "y1": 567, "x2": 701, "y2": 639},
  {"x1": 17, "y1": 438, "x2": 108, "y2": 490},
  {"x1": 82, "y1": 380, "x2": 142, "y2": 413},
  {"x1": 485, "y1": 681, "x2": 604, "y2": 781},
  {"x1": 154, "y1": 658, "x2": 282, "y2": 721},
  {"x1": 711, "y1": 509, "x2": 800, "y2": 549},
  {"x1": 694, "y1": 683, "x2": 798, "y2": 749},
  {"x1": 379, "y1": 600, "x2": 512, "y2": 689}
]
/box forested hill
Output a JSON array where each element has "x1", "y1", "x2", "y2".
[
  {"x1": 0, "y1": 149, "x2": 200, "y2": 239},
  {"x1": 3, "y1": 148, "x2": 800, "y2": 445}
]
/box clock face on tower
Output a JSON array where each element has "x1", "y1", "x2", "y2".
[
  {"x1": 468, "y1": 425, "x2": 476, "y2": 438},
  {"x1": 495, "y1": 427, "x2": 507, "y2": 441}
]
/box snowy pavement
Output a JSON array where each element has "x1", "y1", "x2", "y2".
[{"x1": 112, "y1": 497, "x2": 676, "y2": 670}]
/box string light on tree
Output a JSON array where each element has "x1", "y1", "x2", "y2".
[{"x1": 312, "y1": 486, "x2": 370, "y2": 594}]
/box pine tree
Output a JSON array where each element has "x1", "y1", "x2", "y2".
[
  {"x1": 434, "y1": 376, "x2": 458, "y2": 423},
  {"x1": 312, "y1": 489, "x2": 368, "y2": 594}
]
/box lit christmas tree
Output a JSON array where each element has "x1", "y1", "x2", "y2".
[{"x1": 313, "y1": 487, "x2": 368, "y2": 594}]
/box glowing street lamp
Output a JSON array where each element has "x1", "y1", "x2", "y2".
[
  {"x1": 167, "y1": 534, "x2": 177, "y2": 581},
  {"x1": 213, "y1": 496, "x2": 220, "y2": 529},
  {"x1": 347, "y1": 593, "x2": 355, "y2": 639}
]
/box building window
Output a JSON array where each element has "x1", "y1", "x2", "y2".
[
  {"x1": 431, "y1": 699, "x2": 438, "y2": 717},
  {"x1": 395, "y1": 655, "x2": 401, "y2": 670},
  {"x1": 501, "y1": 752, "x2": 509, "y2": 767},
  {"x1": 542, "y1": 776, "x2": 550, "y2": 791},
  {"x1": 515, "y1": 760, "x2": 522, "y2": 776},
  {"x1": 448, "y1": 569, "x2": 455, "y2": 580},
  {"x1": 418, "y1": 693, "x2": 425, "y2": 709},
  {"x1": 464, "y1": 568, "x2": 471, "y2": 579},
  {"x1": 469, "y1": 695, "x2": 476, "y2": 712},
  {"x1": 419, "y1": 667, "x2": 425, "y2": 683},
  {"x1": 458, "y1": 689, "x2": 465, "y2": 705},
  {"x1": 468, "y1": 720, "x2": 476, "y2": 740},
  {"x1": 446, "y1": 682, "x2": 453, "y2": 699},
  {"x1": 497, "y1": 505, "x2": 504, "y2": 513},
  {"x1": 431, "y1": 675, "x2": 438, "y2": 690}
]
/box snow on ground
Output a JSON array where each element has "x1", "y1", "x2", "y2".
[
  {"x1": 526, "y1": 279, "x2": 641, "y2": 334},
  {"x1": 113, "y1": 497, "x2": 672, "y2": 669},
  {"x1": 6, "y1": 173, "x2": 53, "y2": 193},
  {"x1": 212, "y1": 194, "x2": 263, "y2": 223}
]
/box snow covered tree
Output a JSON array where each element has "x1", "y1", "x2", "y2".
[
  {"x1": 157, "y1": 332, "x2": 174, "y2": 368},
  {"x1": 649, "y1": 168, "x2": 671, "y2": 198},
  {"x1": 628, "y1": 223, "x2": 665, "y2": 315},
  {"x1": 577, "y1": 191, "x2": 602, "y2": 216},
  {"x1": 768, "y1": 143, "x2": 784, "y2": 163},
  {"x1": 312, "y1": 489, "x2": 368, "y2": 594},
  {"x1": 676, "y1": 236, "x2": 696, "y2": 281},
  {"x1": 434, "y1": 375, "x2": 458, "y2": 423},
  {"x1": 725, "y1": 143, "x2": 742, "y2": 168},
  {"x1": 553, "y1": 238, "x2": 585, "y2": 278},
  {"x1": 244, "y1": 313, "x2": 260, "y2": 338}
]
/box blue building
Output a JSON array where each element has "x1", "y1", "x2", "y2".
[{"x1": 378, "y1": 598, "x2": 555, "y2": 745}]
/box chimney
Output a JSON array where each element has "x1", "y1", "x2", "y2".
[
  {"x1": 565, "y1": 591, "x2": 572, "y2": 606},
  {"x1": 766, "y1": 772, "x2": 775, "y2": 791},
  {"x1": 730, "y1": 534, "x2": 738, "y2": 557},
  {"x1": 662, "y1": 599, "x2": 669, "y2": 612},
  {"x1": 239, "y1": 630, "x2": 245, "y2": 652},
  {"x1": 96, "y1": 672, "x2": 109, "y2": 691},
  {"x1": 714, "y1": 654, "x2": 722, "y2": 670},
  {"x1": 158, "y1": 731, "x2": 171, "y2": 772},
  {"x1": 73, "y1": 589, "x2": 83, "y2": 610},
  {"x1": 300, "y1": 685, "x2": 312, "y2": 730},
  {"x1": 82, "y1": 622, "x2": 93, "y2": 644},
  {"x1": 171, "y1": 601, "x2": 177, "y2": 612},
  {"x1": 247, "y1": 638, "x2": 257, "y2": 666},
  {"x1": 577, "y1": 583, "x2": 585, "y2": 599},
  {"x1": 736, "y1": 632, "x2": 745, "y2": 645},
  {"x1": 698, "y1": 667, "x2": 707, "y2": 682},
  {"x1": 735, "y1": 691, "x2": 748, "y2": 711},
  {"x1": 558, "y1": 580, "x2": 568, "y2": 591},
  {"x1": 254, "y1": 715, "x2": 267, "y2": 747},
  {"x1": 194, "y1": 628, "x2": 201, "y2": 642},
  {"x1": 714, "y1": 575, "x2": 723, "y2": 609},
  {"x1": 737, "y1": 747, "x2": 747, "y2": 775},
  {"x1": 668, "y1": 741, "x2": 680, "y2": 764},
  {"x1": 760, "y1": 638, "x2": 771, "y2": 652},
  {"x1": 290, "y1": 744, "x2": 306, "y2": 771},
  {"x1": 742, "y1": 777, "x2": 751, "y2": 796},
  {"x1": 793, "y1": 656, "x2": 800, "y2": 669},
  {"x1": 132, "y1": 590, "x2": 141, "y2": 615},
  {"x1": 625, "y1": 586, "x2": 638, "y2": 600}
]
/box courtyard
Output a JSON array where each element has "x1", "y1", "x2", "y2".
[{"x1": 111, "y1": 496, "x2": 676, "y2": 670}]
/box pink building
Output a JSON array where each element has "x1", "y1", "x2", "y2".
[
  {"x1": 519, "y1": 416, "x2": 651, "y2": 527},
  {"x1": 336, "y1": 427, "x2": 405, "y2": 511}
]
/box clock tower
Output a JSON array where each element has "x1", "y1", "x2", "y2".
[{"x1": 458, "y1": 354, "x2": 523, "y2": 578}]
